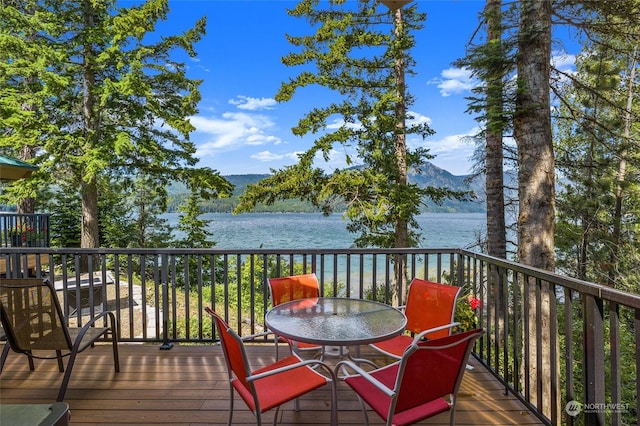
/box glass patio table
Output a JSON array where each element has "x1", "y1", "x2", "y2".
[{"x1": 265, "y1": 297, "x2": 406, "y2": 350}]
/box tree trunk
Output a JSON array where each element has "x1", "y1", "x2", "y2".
[
  {"x1": 484, "y1": 0, "x2": 508, "y2": 357},
  {"x1": 607, "y1": 45, "x2": 636, "y2": 288},
  {"x1": 392, "y1": 5, "x2": 409, "y2": 306},
  {"x1": 17, "y1": 146, "x2": 36, "y2": 214},
  {"x1": 81, "y1": 179, "x2": 100, "y2": 249},
  {"x1": 514, "y1": 0, "x2": 558, "y2": 421},
  {"x1": 485, "y1": 0, "x2": 507, "y2": 260},
  {"x1": 79, "y1": 0, "x2": 100, "y2": 271}
]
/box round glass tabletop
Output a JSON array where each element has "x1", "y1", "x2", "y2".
[{"x1": 265, "y1": 297, "x2": 407, "y2": 346}]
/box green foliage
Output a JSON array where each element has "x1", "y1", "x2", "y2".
[
  {"x1": 174, "y1": 190, "x2": 215, "y2": 249},
  {"x1": 453, "y1": 1, "x2": 519, "y2": 135},
  {"x1": 47, "y1": 184, "x2": 81, "y2": 248},
  {"x1": 98, "y1": 178, "x2": 141, "y2": 249},
  {"x1": 166, "y1": 171, "x2": 483, "y2": 214},
  {"x1": 554, "y1": 36, "x2": 640, "y2": 290},
  {"x1": 235, "y1": 1, "x2": 471, "y2": 251},
  {"x1": 454, "y1": 294, "x2": 481, "y2": 332},
  {"x1": 0, "y1": 0, "x2": 231, "y2": 249}
]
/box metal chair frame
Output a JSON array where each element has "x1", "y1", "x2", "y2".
[
  {"x1": 337, "y1": 328, "x2": 485, "y2": 426},
  {"x1": 205, "y1": 307, "x2": 337, "y2": 426},
  {"x1": 267, "y1": 273, "x2": 323, "y2": 359},
  {"x1": 0, "y1": 278, "x2": 119, "y2": 401},
  {"x1": 370, "y1": 278, "x2": 462, "y2": 359}
]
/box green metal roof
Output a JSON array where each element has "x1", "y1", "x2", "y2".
[{"x1": 0, "y1": 154, "x2": 39, "y2": 180}]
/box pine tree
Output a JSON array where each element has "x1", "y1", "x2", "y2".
[
  {"x1": 235, "y1": 0, "x2": 468, "y2": 302},
  {"x1": 555, "y1": 27, "x2": 640, "y2": 293},
  {"x1": 0, "y1": 0, "x2": 232, "y2": 260}
]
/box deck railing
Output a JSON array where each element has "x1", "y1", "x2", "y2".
[
  {"x1": 1, "y1": 246, "x2": 638, "y2": 426},
  {"x1": 0, "y1": 213, "x2": 50, "y2": 248}
]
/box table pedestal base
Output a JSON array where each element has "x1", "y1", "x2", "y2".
[{"x1": 323, "y1": 346, "x2": 349, "y2": 357}]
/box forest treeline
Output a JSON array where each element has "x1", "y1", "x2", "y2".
[{"x1": 166, "y1": 165, "x2": 487, "y2": 214}]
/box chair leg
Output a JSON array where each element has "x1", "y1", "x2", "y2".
[
  {"x1": 109, "y1": 322, "x2": 120, "y2": 372},
  {"x1": 355, "y1": 396, "x2": 370, "y2": 426},
  {"x1": 449, "y1": 400, "x2": 456, "y2": 426},
  {"x1": 57, "y1": 349, "x2": 79, "y2": 402},
  {"x1": 56, "y1": 350, "x2": 64, "y2": 372},
  {"x1": 0, "y1": 342, "x2": 9, "y2": 372},
  {"x1": 26, "y1": 351, "x2": 35, "y2": 370},
  {"x1": 227, "y1": 386, "x2": 234, "y2": 426},
  {"x1": 272, "y1": 406, "x2": 281, "y2": 425}
]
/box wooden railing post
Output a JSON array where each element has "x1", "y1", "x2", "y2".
[{"x1": 583, "y1": 294, "x2": 605, "y2": 425}]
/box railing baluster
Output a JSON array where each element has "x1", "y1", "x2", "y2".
[
  {"x1": 549, "y1": 282, "x2": 558, "y2": 423},
  {"x1": 583, "y1": 293, "x2": 606, "y2": 426},
  {"x1": 2, "y1": 245, "x2": 639, "y2": 426}
]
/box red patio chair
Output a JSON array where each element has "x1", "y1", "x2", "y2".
[
  {"x1": 205, "y1": 307, "x2": 337, "y2": 426},
  {"x1": 337, "y1": 328, "x2": 485, "y2": 426},
  {"x1": 268, "y1": 273, "x2": 323, "y2": 358},
  {"x1": 370, "y1": 278, "x2": 461, "y2": 359}
]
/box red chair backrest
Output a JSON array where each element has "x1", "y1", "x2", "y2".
[
  {"x1": 394, "y1": 329, "x2": 483, "y2": 414},
  {"x1": 268, "y1": 273, "x2": 320, "y2": 306},
  {"x1": 206, "y1": 308, "x2": 251, "y2": 390},
  {"x1": 404, "y1": 278, "x2": 461, "y2": 339}
]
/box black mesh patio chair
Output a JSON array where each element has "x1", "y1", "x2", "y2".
[
  {"x1": 0, "y1": 277, "x2": 119, "y2": 401},
  {"x1": 0, "y1": 324, "x2": 9, "y2": 372}
]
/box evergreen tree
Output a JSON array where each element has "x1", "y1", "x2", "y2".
[
  {"x1": 235, "y1": 0, "x2": 468, "y2": 301},
  {"x1": 48, "y1": 183, "x2": 82, "y2": 249},
  {"x1": 555, "y1": 30, "x2": 640, "y2": 294},
  {"x1": 174, "y1": 190, "x2": 215, "y2": 249},
  {"x1": 0, "y1": 0, "x2": 232, "y2": 259},
  {"x1": 0, "y1": 0, "x2": 62, "y2": 212},
  {"x1": 172, "y1": 186, "x2": 219, "y2": 289},
  {"x1": 97, "y1": 177, "x2": 139, "y2": 249},
  {"x1": 514, "y1": 0, "x2": 557, "y2": 417},
  {"x1": 125, "y1": 174, "x2": 173, "y2": 249},
  {"x1": 455, "y1": 0, "x2": 518, "y2": 259}
]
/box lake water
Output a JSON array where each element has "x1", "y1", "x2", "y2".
[{"x1": 164, "y1": 212, "x2": 486, "y2": 249}]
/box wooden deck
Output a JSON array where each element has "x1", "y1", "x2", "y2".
[{"x1": 0, "y1": 343, "x2": 544, "y2": 425}]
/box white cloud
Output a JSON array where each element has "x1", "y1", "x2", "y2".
[
  {"x1": 430, "y1": 67, "x2": 476, "y2": 97},
  {"x1": 326, "y1": 117, "x2": 363, "y2": 130},
  {"x1": 192, "y1": 111, "x2": 282, "y2": 157},
  {"x1": 551, "y1": 51, "x2": 576, "y2": 71},
  {"x1": 552, "y1": 50, "x2": 576, "y2": 73},
  {"x1": 229, "y1": 95, "x2": 277, "y2": 111},
  {"x1": 407, "y1": 110, "x2": 432, "y2": 126},
  {"x1": 251, "y1": 151, "x2": 284, "y2": 162},
  {"x1": 251, "y1": 150, "x2": 302, "y2": 163},
  {"x1": 416, "y1": 128, "x2": 480, "y2": 175},
  {"x1": 314, "y1": 148, "x2": 358, "y2": 171}
]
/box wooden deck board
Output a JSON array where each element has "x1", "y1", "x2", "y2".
[{"x1": 0, "y1": 343, "x2": 544, "y2": 425}]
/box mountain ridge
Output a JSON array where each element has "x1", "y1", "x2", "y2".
[{"x1": 168, "y1": 162, "x2": 486, "y2": 213}]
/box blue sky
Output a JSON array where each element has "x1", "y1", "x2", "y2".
[{"x1": 150, "y1": 1, "x2": 577, "y2": 177}]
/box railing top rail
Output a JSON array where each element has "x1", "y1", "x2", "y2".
[
  {"x1": 0, "y1": 247, "x2": 465, "y2": 255},
  {"x1": 458, "y1": 249, "x2": 640, "y2": 309},
  {"x1": 3, "y1": 246, "x2": 638, "y2": 309}
]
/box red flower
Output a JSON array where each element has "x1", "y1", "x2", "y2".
[{"x1": 468, "y1": 296, "x2": 481, "y2": 310}]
